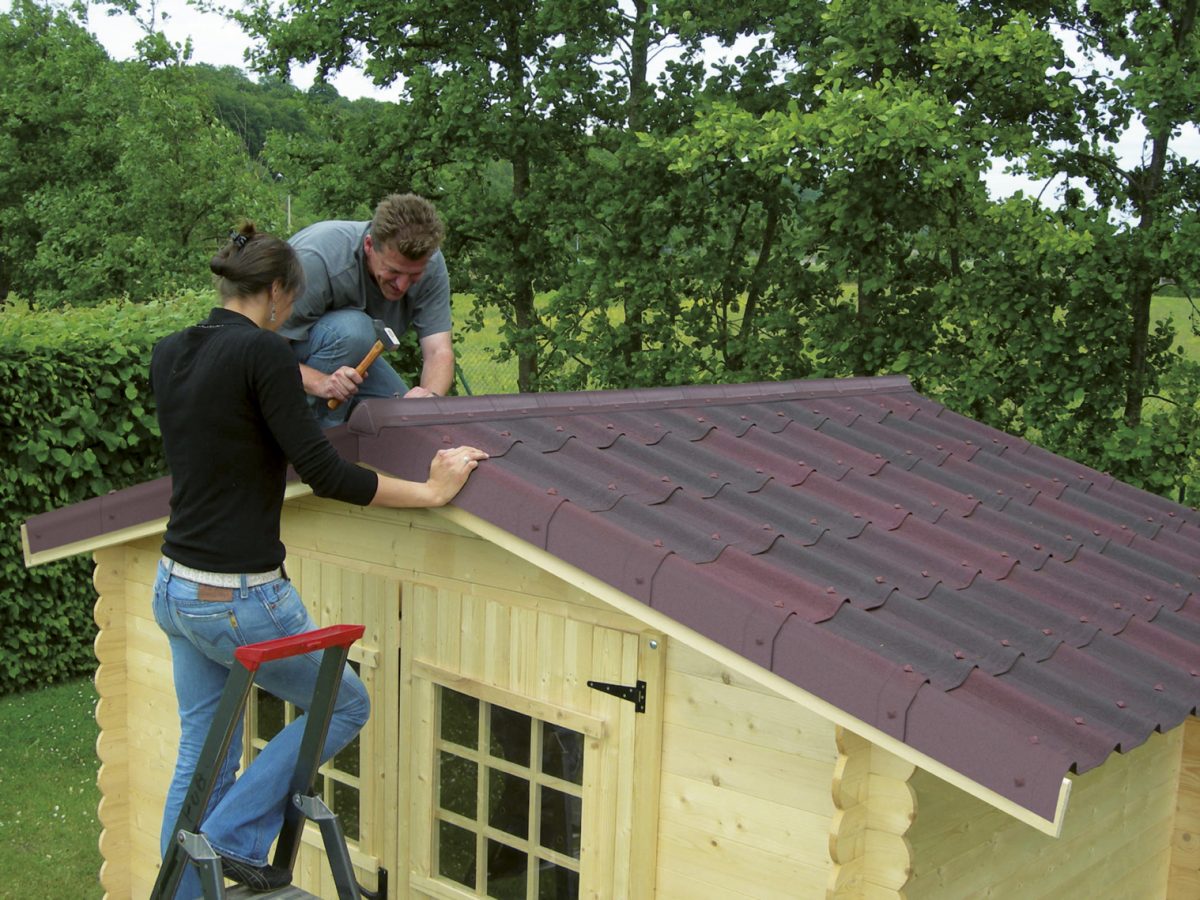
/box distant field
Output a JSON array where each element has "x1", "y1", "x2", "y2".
[{"x1": 1153, "y1": 294, "x2": 1200, "y2": 360}]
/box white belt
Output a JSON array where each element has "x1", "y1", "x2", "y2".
[{"x1": 165, "y1": 558, "x2": 282, "y2": 588}]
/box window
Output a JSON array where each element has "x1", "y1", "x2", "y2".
[{"x1": 435, "y1": 686, "x2": 584, "y2": 899}]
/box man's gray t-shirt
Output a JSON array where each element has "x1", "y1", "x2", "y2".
[{"x1": 278, "y1": 220, "x2": 451, "y2": 343}]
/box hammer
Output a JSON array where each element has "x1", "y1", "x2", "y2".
[{"x1": 327, "y1": 319, "x2": 401, "y2": 410}]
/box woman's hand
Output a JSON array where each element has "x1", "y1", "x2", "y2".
[
  {"x1": 425, "y1": 446, "x2": 488, "y2": 505},
  {"x1": 369, "y1": 445, "x2": 488, "y2": 508}
]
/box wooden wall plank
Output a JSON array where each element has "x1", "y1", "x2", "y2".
[{"x1": 655, "y1": 817, "x2": 828, "y2": 899}]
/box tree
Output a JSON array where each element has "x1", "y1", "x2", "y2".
[
  {"x1": 0, "y1": 0, "x2": 281, "y2": 306},
  {"x1": 0, "y1": 0, "x2": 121, "y2": 300},
  {"x1": 1033, "y1": 0, "x2": 1200, "y2": 428}
]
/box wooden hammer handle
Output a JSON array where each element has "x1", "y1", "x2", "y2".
[{"x1": 326, "y1": 339, "x2": 385, "y2": 410}]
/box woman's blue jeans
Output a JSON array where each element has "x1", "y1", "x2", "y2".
[{"x1": 152, "y1": 559, "x2": 370, "y2": 896}]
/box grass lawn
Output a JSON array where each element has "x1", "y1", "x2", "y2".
[
  {"x1": 1153, "y1": 293, "x2": 1200, "y2": 359},
  {"x1": 0, "y1": 678, "x2": 102, "y2": 898}
]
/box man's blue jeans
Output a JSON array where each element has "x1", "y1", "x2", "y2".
[
  {"x1": 152, "y1": 559, "x2": 370, "y2": 898},
  {"x1": 291, "y1": 309, "x2": 409, "y2": 427}
]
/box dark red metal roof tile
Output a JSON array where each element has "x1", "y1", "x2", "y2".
[
  {"x1": 762, "y1": 540, "x2": 898, "y2": 609},
  {"x1": 794, "y1": 471, "x2": 912, "y2": 532},
  {"x1": 820, "y1": 599, "x2": 979, "y2": 691},
  {"x1": 451, "y1": 464, "x2": 564, "y2": 550},
  {"x1": 818, "y1": 418, "x2": 932, "y2": 471},
  {"x1": 930, "y1": 404, "x2": 1035, "y2": 456},
  {"x1": 946, "y1": 578, "x2": 1106, "y2": 657},
  {"x1": 902, "y1": 675, "x2": 1075, "y2": 822},
  {"x1": 771, "y1": 613, "x2": 921, "y2": 736},
  {"x1": 544, "y1": 501, "x2": 671, "y2": 602}
]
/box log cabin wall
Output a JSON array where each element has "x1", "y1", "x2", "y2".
[{"x1": 905, "y1": 724, "x2": 1186, "y2": 899}]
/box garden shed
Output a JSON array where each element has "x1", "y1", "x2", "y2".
[{"x1": 23, "y1": 375, "x2": 1200, "y2": 899}]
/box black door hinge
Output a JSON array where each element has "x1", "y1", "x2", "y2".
[{"x1": 587, "y1": 679, "x2": 646, "y2": 713}]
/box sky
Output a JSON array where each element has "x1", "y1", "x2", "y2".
[{"x1": 26, "y1": 0, "x2": 1200, "y2": 203}]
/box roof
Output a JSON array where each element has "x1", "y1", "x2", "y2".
[{"x1": 23, "y1": 376, "x2": 1200, "y2": 833}]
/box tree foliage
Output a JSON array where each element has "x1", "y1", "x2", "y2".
[{"x1": 0, "y1": 0, "x2": 282, "y2": 306}]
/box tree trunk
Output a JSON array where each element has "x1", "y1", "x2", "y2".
[{"x1": 622, "y1": 0, "x2": 651, "y2": 373}]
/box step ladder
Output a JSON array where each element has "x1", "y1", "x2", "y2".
[{"x1": 150, "y1": 624, "x2": 387, "y2": 900}]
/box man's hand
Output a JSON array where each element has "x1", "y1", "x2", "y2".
[
  {"x1": 317, "y1": 366, "x2": 364, "y2": 403},
  {"x1": 403, "y1": 385, "x2": 439, "y2": 399}
]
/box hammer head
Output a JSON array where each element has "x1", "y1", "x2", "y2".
[{"x1": 373, "y1": 318, "x2": 401, "y2": 351}]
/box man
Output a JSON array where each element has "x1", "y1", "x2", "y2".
[{"x1": 279, "y1": 193, "x2": 454, "y2": 426}]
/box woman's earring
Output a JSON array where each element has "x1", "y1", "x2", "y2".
[{"x1": 269, "y1": 301, "x2": 277, "y2": 323}]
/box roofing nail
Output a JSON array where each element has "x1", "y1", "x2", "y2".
[
  {"x1": 1168, "y1": 511, "x2": 1176, "y2": 518},
  {"x1": 653, "y1": 539, "x2": 664, "y2": 548},
  {"x1": 500, "y1": 430, "x2": 511, "y2": 437},
  {"x1": 1079, "y1": 616, "x2": 1089, "y2": 623},
  {"x1": 605, "y1": 423, "x2": 614, "y2": 429},
  {"x1": 762, "y1": 523, "x2": 773, "y2": 531},
  {"x1": 1000, "y1": 639, "x2": 1011, "y2": 647},
  {"x1": 755, "y1": 467, "x2": 764, "y2": 474},
  {"x1": 696, "y1": 416, "x2": 706, "y2": 422},
  {"x1": 887, "y1": 710, "x2": 897, "y2": 719},
  {"x1": 1144, "y1": 594, "x2": 1153, "y2": 602},
  {"x1": 1074, "y1": 717, "x2": 1086, "y2": 726},
  {"x1": 826, "y1": 587, "x2": 837, "y2": 594},
  {"x1": 607, "y1": 483, "x2": 617, "y2": 490},
  {"x1": 546, "y1": 488, "x2": 558, "y2": 496},
  {"x1": 711, "y1": 532, "x2": 721, "y2": 541},
  {"x1": 634, "y1": 577, "x2": 644, "y2": 585},
  {"x1": 1115, "y1": 700, "x2": 1127, "y2": 709},
  {"x1": 1093, "y1": 529, "x2": 1101, "y2": 536},
  {"x1": 661, "y1": 476, "x2": 671, "y2": 482},
  {"x1": 996, "y1": 490, "x2": 1004, "y2": 495},
  {"x1": 810, "y1": 518, "x2": 819, "y2": 525},
  {"x1": 531, "y1": 524, "x2": 541, "y2": 532},
  {"x1": 1113, "y1": 602, "x2": 1123, "y2": 609},
  {"x1": 1014, "y1": 777, "x2": 1025, "y2": 788},
  {"x1": 1029, "y1": 735, "x2": 1040, "y2": 744},
  {"x1": 875, "y1": 576, "x2": 886, "y2": 584},
  {"x1": 853, "y1": 512, "x2": 862, "y2": 519},
  {"x1": 555, "y1": 425, "x2": 564, "y2": 432},
  {"x1": 1042, "y1": 629, "x2": 1053, "y2": 636},
  {"x1": 1154, "y1": 683, "x2": 1164, "y2": 692},
  {"x1": 903, "y1": 664, "x2": 914, "y2": 673},
  {"x1": 921, "y1": 570, "x2": 930, "y2": 578},
  {"x1": 709, "y1": 472, "x2": 719, "y2": 479},
  {"x1": 954, "y1": 650, "x2": 965, "y2": 660},
  {"x1": 773, "y1": 600, "x2": 784, "y2": 608}
]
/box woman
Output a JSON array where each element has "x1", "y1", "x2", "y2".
[{"x1": 150, "y1": 224, "x2": 486, "y2": 895}]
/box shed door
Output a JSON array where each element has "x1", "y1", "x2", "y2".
[{"x1": 404, "y1": 583, "x2": 664, "y2": 900}]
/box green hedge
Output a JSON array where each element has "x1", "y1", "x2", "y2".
[{"x1": 2, "y1": 294, "x2": 209, "y2": 693}]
